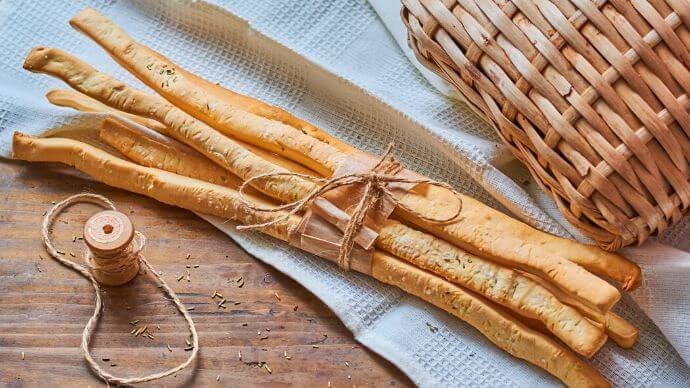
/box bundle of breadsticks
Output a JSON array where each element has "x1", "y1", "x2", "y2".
[{"x1": 14, "y1": 8, "x2": 644, "y2": 387}]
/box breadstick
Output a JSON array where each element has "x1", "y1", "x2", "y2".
[
  {"x1": 67, "y1": 8, "x2": 640, "y2": 299},
  {"x1": 604, "y1": 312, "x2": 638, "y2": 349},
  {"x1": 69, "y1": 8, "x2": 346, "y2": 176},
  {"x1": 518, "y1": 270, "x2": 638, "y2": 348},
  {"x1": 12, "y1": 133, "x2": 608, "y2": 386},
  {"x1": 377, "y1": 219, "x2": 607, "y2": 357},
  {"x1": 12, "y1": 133, "x2": 292, "y2": 240},
  {"x1": 99, "y1": 122, "x2": 606, "y2": 357},
  {"x1": 99, "y1": 117, "x2": 245, "y2": 189},
  {"x1": 46, "y1": 88, "x2": 169, "y2": 134},
  {"x1": 371, "y1": 254, "x2": 609, "y2": 388},
  {"x1": 49, "y1": 91, "x2": 317, "y2": 178},
  {"x1": 23, "y1": 46, "x2": 316, "y2": 204}
]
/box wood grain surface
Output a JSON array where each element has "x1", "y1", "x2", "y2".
[{"x1": 0, "y1": 159, "x2": 413, "y2": 387}]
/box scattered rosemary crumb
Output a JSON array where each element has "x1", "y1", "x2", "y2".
[
  {"x1": 348, "y1": 375, "x2": 351, "y2": 380},
  {"x1": 167, "y1": 344, "x2": 173, "y2": 352},
  {"x1": 186, "y1": 339, "x2": 192, "y2": 346},
  {"x1": 426, "y1": 322, "x2": 439, "y2": 333},
  {"x1": 274, "y1": 292, "x2": 281, "y2": 301},
  {"x1": 216, "y1": 375, "x2": 220, "y2": 382},
  {"x1": 263, "y1": 363, "x2": 272, "y2": 374},
  {"x1": 56, "y1": 250, "x2": 65, "y2": 255},
  {"x1": 110, "y1": 363, "x2": 117, "y2": 367},
  {"x1": 185, "y1": 254, "x2": 191, "y2": 260},
  {"x1": 193, "y1": 264, "x2": 199, "y2": 268},
  {"x1": 129, "y1": 319, "x2": 139, "y2": 325},
  {"x1": 21, "y1": 352, "x2": 25, "y2": 360},
  {"x1": 259, "y1": 336, "x2": 268, "y2": 340},
  {"x1": 72, "y1": 236, "x2": 76, "y2": 242},
  {"x1": 293, "y1": 305, "x2": 299, "y2": 311},
  {"x1": 187, "y1": 306, "x2": 195, "y2": 311},
  {"x1": 242, "y1": 323, "x2": 248, "y2": 326},
  {"x1": 312, "y1": 345, "x2": 319, "y2": 349},
  {"x1": 345, "y1": 361, "x2": 350, "y2": 367},
  {"x1": 176, "y1": 274, "x2": 184, "y2": 282},
  {"x1": 237, "y1": 350, "x2": 242, "y2": 360},
  {"x1": 102, "y1": 358, "x2": 109, "y2": 362},
  {"x1": 69, "y1": 252, "x2": 76, "y2": 257}
]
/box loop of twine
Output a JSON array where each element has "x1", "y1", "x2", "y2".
[
  {"x1": 41, "y1": 193, "x2": 198, "y2": 386},
  {"x1": 237, "y1": 143, "x2": 463, "y2": 270}
]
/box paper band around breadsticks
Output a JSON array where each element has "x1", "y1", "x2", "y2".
[{"x1": 237, "y1": 143, "x2": 463, "y2": 271}]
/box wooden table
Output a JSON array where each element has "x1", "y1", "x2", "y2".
[{"x1": 0, "y1": 159, "x2": 412, "y2": 387}]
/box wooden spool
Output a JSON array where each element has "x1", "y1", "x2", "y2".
[
  {"x1": 401, "y1": 0, "x2": 690, "y2": 250},
  {"x1": 83, "y1": 210, "x2": 139, "y2": 285}
]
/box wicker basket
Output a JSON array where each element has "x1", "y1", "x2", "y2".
[{"x1": 402, "y1": 0, "x2": 690, "y2": 250}]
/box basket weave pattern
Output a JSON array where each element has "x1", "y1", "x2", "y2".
[{"x1": 402, "y1": 0, "x2": 690, "y2": 250}]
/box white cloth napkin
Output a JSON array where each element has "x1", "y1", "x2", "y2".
[{"x1": 1, "y1": 0, "x2": 688, "y2": 386}]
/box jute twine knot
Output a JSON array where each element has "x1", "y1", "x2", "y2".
[
  {"x1": 237, "y1": 143, "x2": 463, "y2": 270},
  {"x1": 41, "y1": 193, "x2": 198, "y2": 386}
]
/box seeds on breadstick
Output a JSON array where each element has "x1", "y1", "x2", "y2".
[
  {"x1": 377, "y1": 219, "x2": 607, "y2": 358},
  {"x1": 69, "y1": 8, "x2": 346, "y2": 176},
  {"x1": 12, "y1": 133, "x2": 608, "y2": 386},
  {"x1": 46, "y1": 88, "x2": 169, "y2": 134},
  {"x1": 23, "y1": 47, "x2": 317, "y2": 204},
  {"x1": 66, "y1": 9, "x2": 641, "y2": 297},
  {"x1": 371, "y1": 252, "x2": 610, "y2": 388}
]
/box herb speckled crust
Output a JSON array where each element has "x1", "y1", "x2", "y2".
[
  {"x1": 371, "y1": 252, "x2": 609, "y2": 388},
  {"x1": 377, "y1": 219, "x2": 607, "y2": 357},
  {"x1": 23, "y1": 47, "x2": 318, "y2": 204}
]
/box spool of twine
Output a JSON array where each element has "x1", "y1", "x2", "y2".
[{"x1": 41, "y1": 193, "x2": 198, "y2": 385}]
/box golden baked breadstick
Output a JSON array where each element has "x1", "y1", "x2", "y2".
[
  {"x1": 519, "y1": 270, "x2": 638, "y2": 348},
  {"x1": 46, "y1": 88, "x2": 169, "y2": 134},
  {"x1": 49, "y1": 91, "x2": 317, "y2": 178},
  {"x1": 67, "y1": 8, "x2": 639, "y2": 303},
  {"x1": 101, "y1": 120, "x2": 607, "y2": 357},
  {"x1": 12, "y1": 133, "x2": 608, "y2": 386},
  {"x1": 23, "y1": 44, "x2": 625, "y2": 315},
  {"x1": 12, "y1": 133, "x2": 291, "y2": 240},
  {"x1": 377, "y1": 219, "x2": 607, "y2": 357},
  {"x1": 604, "y1": 312, "x2": 638, "y2": 349},
  {"x1": 99, "y1": 117, "x2": 245, "y2": 189},
  {"x1": 371, "y1": 255, "x2": 609, "y2": 388},
  {"x1": 24, "y1": 47, "x2": 316, "y2": 204},
  {"x1": 69, "y1": 9, "x2": 345, "y2": 176}
]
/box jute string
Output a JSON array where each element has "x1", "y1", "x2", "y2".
[
  {"x1": 41, "y1": 193, "x2": 198, "y2": 386},
  {"x1": 237, "y1": 143, "x2": 463, "y2": 270}
]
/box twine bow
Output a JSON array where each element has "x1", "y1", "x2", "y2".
[{"x1": 237, "y1": 143, "x2": 463, "y2": 270}]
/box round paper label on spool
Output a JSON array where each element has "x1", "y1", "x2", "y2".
[{"x1": 84, "y1": 210, "x2": 134, "y2": 256}]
